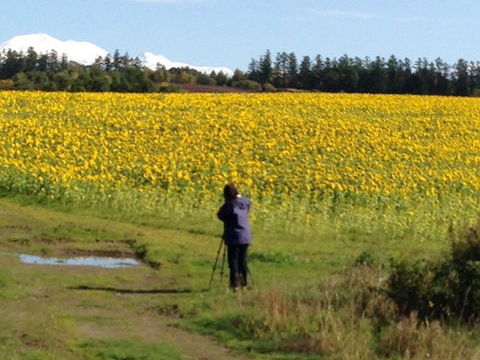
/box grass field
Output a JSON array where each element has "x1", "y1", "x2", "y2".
[
  {"x1": 1, "y1": 91, "x2": 480, "y2": 358},
  {"x1": 0, "y1": 197, "x2": 252, "y2": 360},
  {"x1": 1, "y1": 196, "x2": 480, "y2": 359}
]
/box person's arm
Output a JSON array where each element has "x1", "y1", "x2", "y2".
[{"x1": 217, "y1": 203, "x2": 232, "y2": 221}]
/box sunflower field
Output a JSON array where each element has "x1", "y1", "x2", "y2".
[{"x1": 0, "y1": 91, "x2": 479, "y2": 246}]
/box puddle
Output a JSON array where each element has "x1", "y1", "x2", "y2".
[{"x1": 18, "y1": 254, "x2": 140, "y2": 268}]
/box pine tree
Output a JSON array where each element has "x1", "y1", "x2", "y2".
[
  {"x1": 259, "y1": 50, "x2": 273, "y2": 84},
  {"x1": 287, "y1": 52, "x2": 298, "y2": 88},
  {"x1": 299, "y1": 56, "x2": 313, "y2": 89}
]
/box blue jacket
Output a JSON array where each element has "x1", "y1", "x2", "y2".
[{"x1": 217, "y1": 196, "x2": 252, "y2": 245}]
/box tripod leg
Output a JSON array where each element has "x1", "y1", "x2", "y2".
[
  {"x1": 220, "y1": 242, "x2": 227, "y2": 283},
  {"x1": 208, "y1": 238, "x2": 223, "y2": 289}
]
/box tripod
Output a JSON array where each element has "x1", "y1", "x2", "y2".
[{"x1": 208, "y1": 237, "x2": 227, "y2": 289}]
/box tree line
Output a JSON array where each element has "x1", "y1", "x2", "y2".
[
  {"x1": 1, "y1": 47, "x2": 480, "y2": 96},
  {"x1": 247, "y1": 50, "x2": 480, "y2": 96},
  {"x1": 0, "y1": 48, "x2": 230, "y2": 92}
]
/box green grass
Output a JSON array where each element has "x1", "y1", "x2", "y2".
[
  {"x1": 80, "y1": 340, "x2": 187, "y2": 360},
  {"x1": 0, "y1": 194, "x2": 479, "y2": 359}
]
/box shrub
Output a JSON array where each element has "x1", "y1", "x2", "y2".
[
  {"x1": 158, "y1": 82, "x2": 181, "y2": 93},
  {"x1": 13, "y1": 72, "x2": 34, "y2": 90},
  {"x1": 232, "y1": 80, "x2": 262, "y2": 92},
  {"x1": 262, "y1": 82, "x2": 277, "y2": 92},
  {"x1": 172, "y1": 71, "x2": 194, "y2": 84},
  {"x1": 0, "y1": 79, "x2": 14, "y2": 90},
  {"x1": 196, "y1": 73, "x2": 216, "y2": 86},
  {"x1": 388, "y1": 220, "x2": 480, "y2": 321}
]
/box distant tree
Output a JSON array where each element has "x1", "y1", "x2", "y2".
[
  {"x1": 60, "y1": 53, "x2": 69, "y2": 71},
  {"x1": 172, "y1": 70, "x2": 194, "y2": 84},
  {"x1": 47, "y1": 50, "x2": 59, "y2": 72},
  {"x1": 247, "y1": 58, "x2": 261, "y2": 83},
  {"x1": 259, "y1": 50, "x2": 273, "y2": 84},
  {"x1": 93, "y1": 56, "x2": 104, "y2": 68},
  {"x1": 3, "y1": 44, "x2": 478, "y2": 96},
  {"x1": 113, "y1": 50, "x2": 122, "y2": 70},
  {"x1": 119, "y1": 67, "x2": 154, "y2": 92},
  {"x1": 401, "y1": 57, "x2": 417, "y2": 94},
  {"x1": 1, "y1": 50, "x2": 24, "y2": 79},
  {"x1": 120, "y1": 52, "x2": 131, "y2": 68},
  {"x1": 103, "y1": 55, "x2": 113, "y2": 71},
  {"x1": 90, "y1": 67, "x2": 111, "y2": 92},
  {"x1": 209, "y1": 70, "x2": 217, "y2": 84},
  {"x1": 37, "y1": 54, "x2": 48, "y2": 72},
  {"x1": 30, "y1": 71, "x2": 50, "y2": 90},
  {"x1": 311, "y1": 55, "x2": 325, "y2": 90},
  {"x1": 53, "y1": 71, "x2": 71, "y2": 91},
  {"x1": 323, "y1": 57, "x2": 339, "y2": 91},
  {"x1": 273, "y1": 52, "x2": 290, "y2": 88},
  {"x1": 13, "y1": 72, "x2": 34, "y2": 90},
  {"x1": 25, "y1": 47, "x2": 38, "y2": 72},
  {"x1": 337, "y1": 55, "x2": 359, "y2": 92},
  {"x1": 386, "y1": 55, "x2": 399, "y2": 93},
  {"x1": 148, "y1": 64, "x2": 168, "y2": 83},
  {"x1": 287, "y1": 52, "x2": 298, "y2": 88},
  {"x1": 271, "y1": 56, "x2": 282, "y2": 88},
  {"x1": 434, "y1": 57, "x2": 451, "y2": 95},
  {"x1": 368, "y1": 56, "x2": 387, "y2": 93},
  {"x1": 299, "y1": 55, "x2": 313, "y2": 89},
  {"x1": 215, "y1": 71, "x2": 228, "y2": 86},
  {"x1": 108, "y1": 71, "x2": 121, "y2": 92},
  {"x1": 469, "y1": 61, "x2": 480, "y2": 95},
  {"x1": 131, "y1": 56, "x2": 143, "y2": 68},
  {"x1": 231, "y1": 69, "x2": 248, "y2": 82},
  {"x1": 454, "y1": 59, "x2": 470, "y2": 96},
  {"x1": 413, "y1": 58, "x2": 429, "y2": 94},
  {"x1": 197, "y1": 72, "x2": 216, "y2": 86},
  {"x1": 76, "y1": 71, "x2": 92, "y2": 91}
]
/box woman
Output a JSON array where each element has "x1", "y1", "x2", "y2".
[{"x1": 217, "y1": 184, "x2": 252, "y2": 290}]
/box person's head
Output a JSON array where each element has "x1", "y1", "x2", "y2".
[{"x1": 223, "y1": 183, "x2": 239, "y2": 202}]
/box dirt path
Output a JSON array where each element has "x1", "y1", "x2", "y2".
[
  {"x1": 75, "y1": 302, "x2": 247, "y2": 360},
  {"x1": 1, "y1": 253, "x2": 250, "y2": 360}
]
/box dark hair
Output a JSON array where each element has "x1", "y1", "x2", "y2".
[{"x1": 223, "y1": 183, "x2": 239, "y2": 201}]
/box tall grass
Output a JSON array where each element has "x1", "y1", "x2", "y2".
[
  {"x1": 1, "y1": 171, "x2": 478, "y2": 260},
  {"x1": 190, "y1": 263, "x2": 479, "y2": 359}
]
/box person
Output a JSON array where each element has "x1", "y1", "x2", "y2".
[{"x1": 217, "y1": 184, "x2": 252, "y2": 290}]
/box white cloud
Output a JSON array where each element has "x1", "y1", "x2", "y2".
[{"x1": 311, "y1": 9, "x2": 376, "y2": 19}]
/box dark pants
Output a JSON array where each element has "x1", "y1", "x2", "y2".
[{"x1": 227, "y1": 244, "x2": 249, "y2": 288}]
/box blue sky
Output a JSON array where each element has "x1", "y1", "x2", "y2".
[{"x1": 1, "y1": 0, "x2": 479, "y2": 70}]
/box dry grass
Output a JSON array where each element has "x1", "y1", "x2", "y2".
[
  {"x1": 380, "y1": 312, "x2": 478, "y2": 359},
  {"x1": 226, "y1": 263, "x2": 480, "y2": 359}
]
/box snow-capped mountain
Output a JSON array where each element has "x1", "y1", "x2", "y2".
[
  {"x1": 0, "y1": 33, "x2": 233, "y2": 75},
  {"x1": 141, "y1": 51, "x2": 233, "y2": 75},
  {"x1": 0, "y1": 33, "x2": 108, "y2": 66}
]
